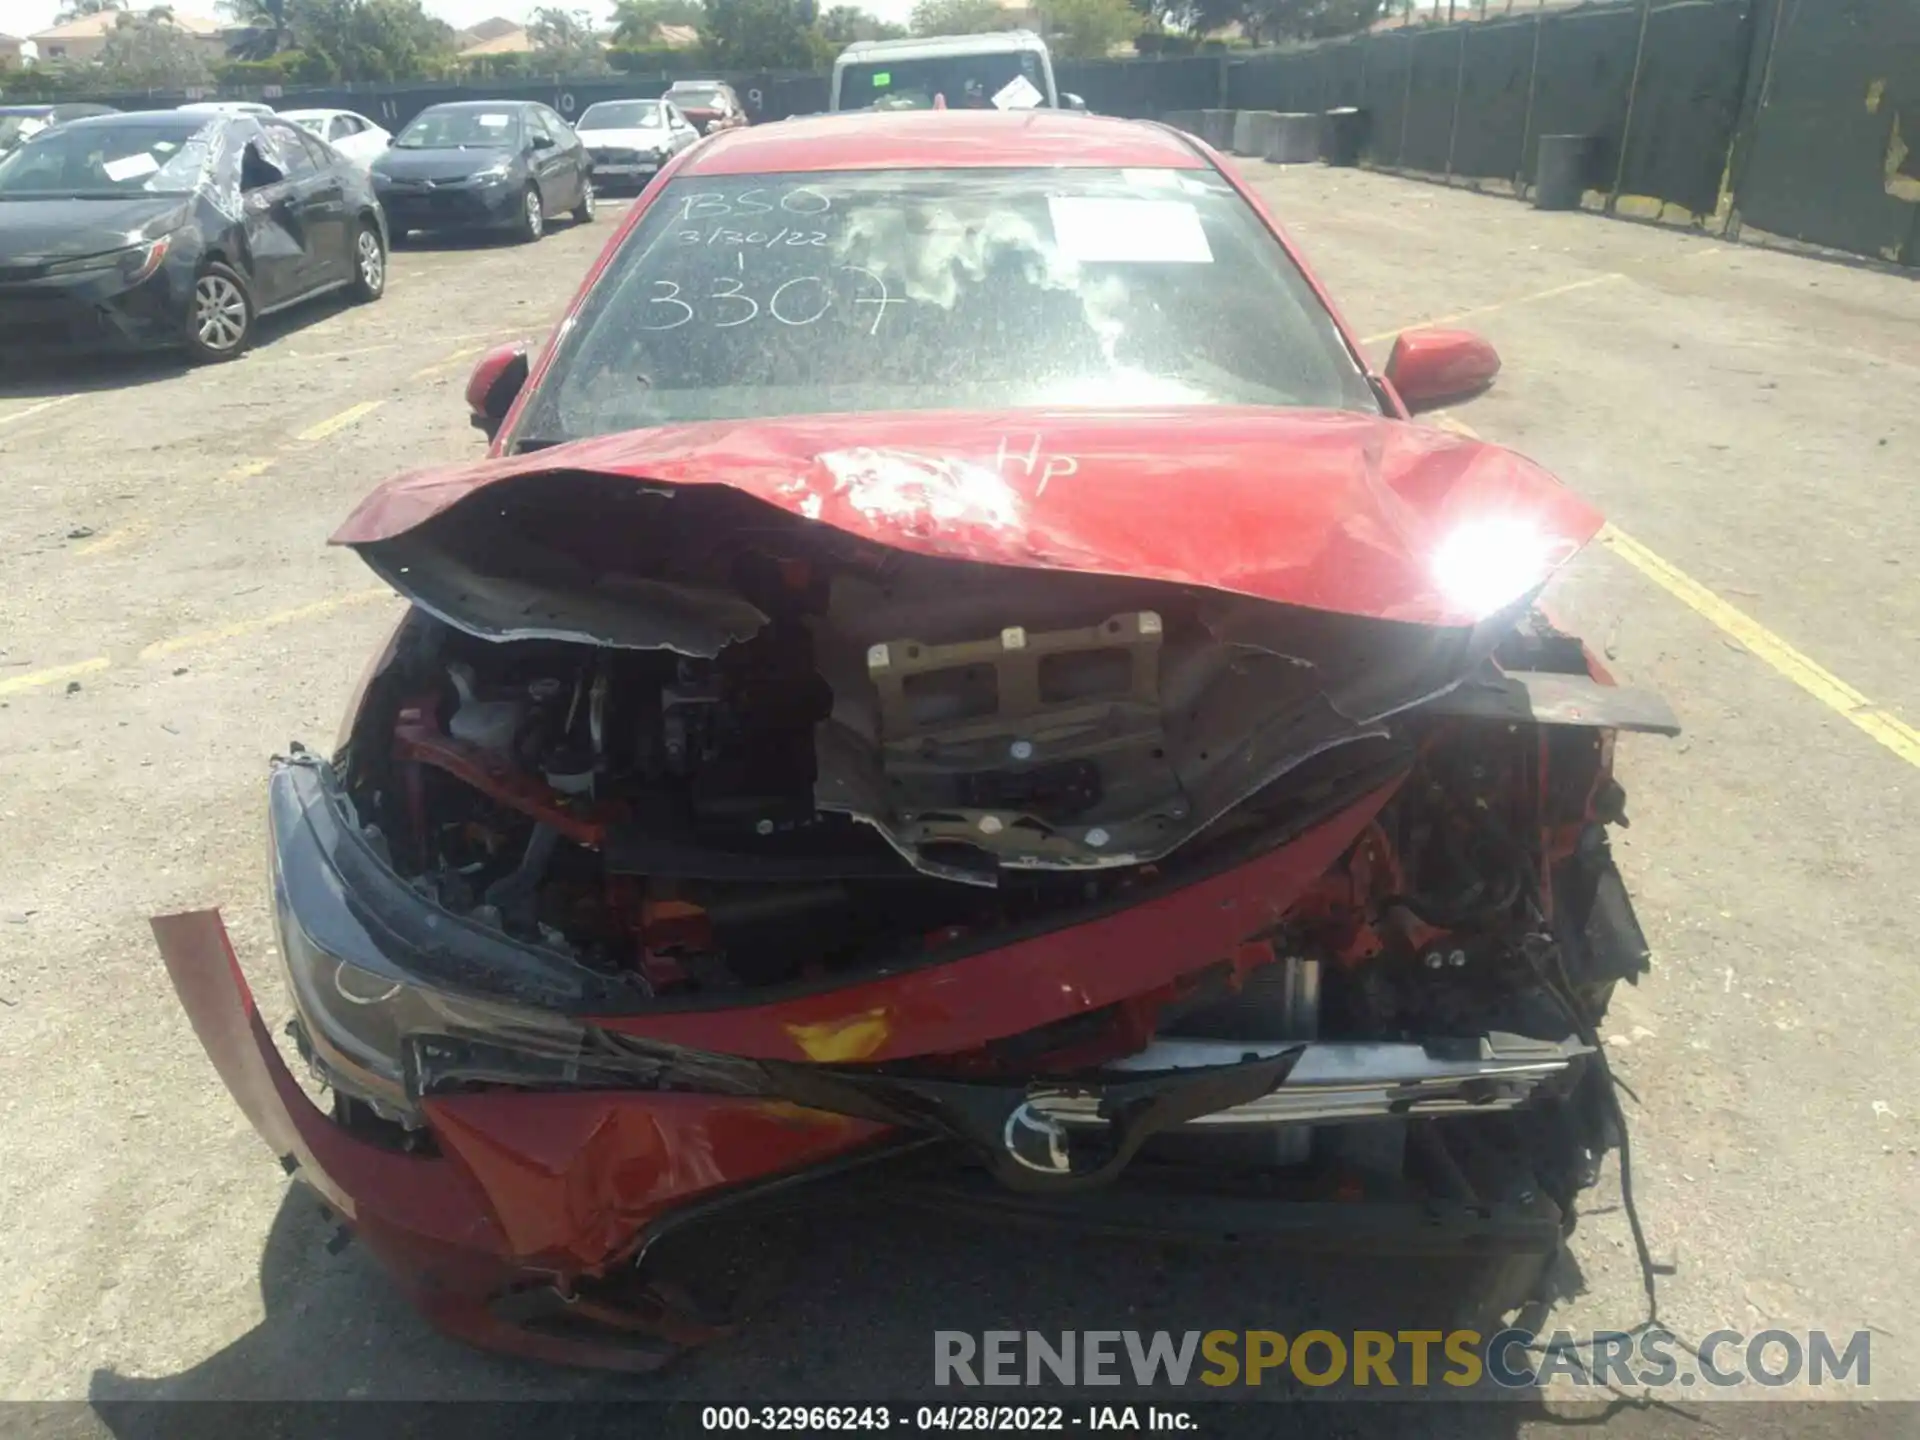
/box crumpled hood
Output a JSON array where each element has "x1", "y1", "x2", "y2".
[
  {"x1": 0, "y1": 196, "x2": 190, "y2": 263},
  {"x1": 331, "y1": 407, "x2": 1603, "y2": 629}
]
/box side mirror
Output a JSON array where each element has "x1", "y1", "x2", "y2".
[
  {"x1": 530, "y1": 134, "x2": 555, "y2": 150},
  {"x1": 1383, "y1": 327, "x2": 1501, "y2": 414},
  {"x1": 466, "y1": 343, "x2": 529, "y2": 441},
  {"x1": 1063, "y1": 93, "x2": 1087, "y2": 112}
]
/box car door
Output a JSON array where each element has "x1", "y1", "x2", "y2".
[
  {"x1": 665, "y1": 103, "x2": 696, "y2": 154},
  {"x1": 522, "y1": 107, "x2": 567, "y2": 214},
  {"x1": 278, "y1": 123, "x2": 352, "y2": 285},
  {"x1": 537, "y1": 105, "x2": 587, "y2": 206},
  {"x1": 237, "y1": 128, "x2": 313, "y2": 308}
]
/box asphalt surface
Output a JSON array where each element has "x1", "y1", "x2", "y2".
[{"x1": 0, "y1": 164, "x2": 1915, "y2": 1423}]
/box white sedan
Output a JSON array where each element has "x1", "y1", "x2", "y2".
[
  {"x1": 574, "y1": 98, "x2": 698, "y2": 190},
  {"x1": 280, "y1": 108, "x2": 393, "y2": 169}
]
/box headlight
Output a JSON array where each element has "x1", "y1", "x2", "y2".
[
  {"x1": 45, "y1": 234, "x2": 170, "y2": 283},
  {"x1": 471, "y1": 162, "x2": 514, "y2": 184},
  {"x1": 268, "y1": 760, "x2": 605, "y2": 1127}
]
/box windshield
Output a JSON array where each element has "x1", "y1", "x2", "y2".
[
  {"x1": 667, "y1": 86, "x2": 723, "y2": 109},
  {"x1": 0, "y1": 119, "x2": 211, "y2": 199},
  {"x1": 0, "y1": 114, "x2": 50, "y2": 154},
  {"x1": 512, "y1": 167, "x2": 1377, "y2": 446},
  {"x1": 581, "y1": 101, "x2": 665, "y2": 130},
  {"x1": 838, "y1": 53, "x2": 1047, "y2": 111},
  {"x1": 395, "y1": 109, "x2": 520, "y2": 149}
]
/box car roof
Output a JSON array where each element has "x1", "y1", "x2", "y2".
[
  {"x1": 0, "y1": 105, "x2": 57, "y2": 116},
  {"x1": 838, "y1": 29, "x2": 1045, "y2": 58},
  {"x1": 54, "y1": 109, "x2": 215, "y2": 130},
  {"x1": 665, "y1": 79, "x2": 730, "y2": 89},
  {"x1": 417, "y1": 100, "x2": 534, "y2": 113},
  {"x1": 281, "y1": 107, "x2": 358, "y2": 119},
  {"x1": 682, "y1": 110, "x2": 1205, "y2": 176}
]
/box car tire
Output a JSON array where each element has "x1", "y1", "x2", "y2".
[
  {"x1": 185, "y1": 261, "x2": 253, "y2": 363},
  {"x1": 515, "y1": 184, "x2": 545, "y2": 244},
  {"x1": 349, "y1": 220, "x2": 386, "y2": 303},
  {"x1": 573, "y1": 176, "x2": 596, "y2": 225}
]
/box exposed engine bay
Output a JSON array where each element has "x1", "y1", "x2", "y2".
[{"x1": 335, "y1": 473, "x2": 1671, "y2": 1176}]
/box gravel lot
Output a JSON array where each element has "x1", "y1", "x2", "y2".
[{"x1": 1, "y1": 163, "x2": 1916, "y2": 1422}]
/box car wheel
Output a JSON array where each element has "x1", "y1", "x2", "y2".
[
  {"x1": 573, "y1": 176, "x2": 596, "y2": 224},
  {"x1": 516, "y1": 185, "x2": 545, "y2": 243},
  {"x1": 349, "y1": 221, "x2": 386, "y2": 302},
  {"x1": 185, "y1": 262, "x2": 253, "y2": 363}
]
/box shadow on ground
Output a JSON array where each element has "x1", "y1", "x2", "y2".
[
  {"x1": 84, "y1": 1174, "x2": 1593, "y2": 1417},
  {"x1": 0, "y1": 295, "x2": 365, "y2": 397}
]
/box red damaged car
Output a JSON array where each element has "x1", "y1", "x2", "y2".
[{"x1": 155, "y1": 111, "x2": 1677, "y2": 1371}]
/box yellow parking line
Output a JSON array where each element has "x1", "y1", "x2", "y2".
[
  {"x1": 1360, "y1": 274, "x2": 1625, "y2": 346},
  {"x1": 219, "y1": 458, "x2": 275, "y2": 485},
  {"x1": 0, "y1": 656, "x2": 110, "y2": 697},
  {"x1": 1438, "y1": 413, "x2": 1920, "y2": 770},
  {"x1": 410, "y1": 344, "x2": 488, "y2": 381},
  {"x1": 1598, "y1": 525, "x2": 1920, "y2": 767},
  {"x1": 137, "y1": 588, "x2": 395, "y2": 662},
  {"x1": 295, "y1": 400, "x2": 384, "y2": 443},
  {"x1": 0, "y1": 395, "x2": 81, "y2": 430},
  {"x1": 75, "y1": 520, "x2": 150, "y2": 556}
]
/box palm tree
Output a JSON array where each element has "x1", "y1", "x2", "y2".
[{"x1": 223, "y1": 0, "x2": 292, "y2": 59}]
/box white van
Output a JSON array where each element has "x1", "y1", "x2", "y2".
[{"x1": 831, "y1": 31, "x2": 1063, "y2": 113}]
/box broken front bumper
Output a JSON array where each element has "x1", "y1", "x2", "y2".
[{"x1": 155, "y1": 757, "x2": 1588, "y2": 1368}]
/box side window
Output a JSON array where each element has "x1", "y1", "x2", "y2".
[
  {"x1": 265, "y1": 124, "x2": 318, "y2": 175},
  {"x1": 329, "y1": 115, "x2": 358, "y2": 140},
  {"x1": 540, "y1": 107, "x2": 575, "y2": 142},
  {"x1": 297, "y1": 132, "x2": 336, "y2": 170},
  {"x1": 240, "y1": 137, "x2": 289, "y2": 189},
  {"x1": 525, "y1": 108, "x2": 555, "y2": 146}
]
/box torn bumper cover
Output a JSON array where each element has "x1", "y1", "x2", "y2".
[{"x1": 155, "y1": 751, "x2": 1594, "y2": 1368}]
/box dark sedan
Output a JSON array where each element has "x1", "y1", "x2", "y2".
[
  {"x1": 370, "y1": 101, "x2": 594, "y2": 244},
  {"x1": 0, "y1": 111, "x2": 386, "y2": 362}
]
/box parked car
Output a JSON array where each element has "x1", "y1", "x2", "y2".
[
  {"x1": 282, "y1": 108, "x2": 393, "y2": 169},
  {"x1": 0, "y1": 103, "x2": 118, "y2": 158},
  {"x1": 155, "y1": 109, "x2": 1672, "y2": 1371},
  {"x1": 833, "y1": 30, "x2": 1056, "y2": 111},
  {"x1": 371, "y1": 100, "x2": 593, "y2": 244},
  {"x1": 177, "y1": 101, "x2": 277, "y2": 116},
  {"x1": 661, "y1": 79, "x2": 748, "y2": 133},
  {"x1": 573, "y1": 98, "x2": 697, "y2": 191},
  {"x1": 0, "y1": 110, "x2": 385, "y2": 361}
]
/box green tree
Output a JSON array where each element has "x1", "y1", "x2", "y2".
[
  {"x1": 222, "y1": 0, "x2": 291, "y2": 59},
  {"x1": 528, "y1": 4, "x2": 607, "y2": 69},
  {"x1": 54, "y1": 0, "x2": 124, "y2": 21},
  {"x1": 97, "y1": 8, "x2": 214, "y2": 87},
  {"x1": 908, "y1": 0, "x2": 1009, "y2": 35},
  {"x1": 286, "y1": 0, "x2": 455, "y2": 81},
  {"x1": 1155, "y1": 0, "x2": 1379, "y2": 41},
  {"x1": 1044, "y1": 0, "x2": 1142, "y2": 56},
  {"x1": 609, "y1": 0, "x2": 705, "y2": 45},
  {"x1": 819, "y1": 4, "x2": 905, "y2": 42},
  {"x1": 699, "y1": 0, "x2": 818, "y2": 67}
]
